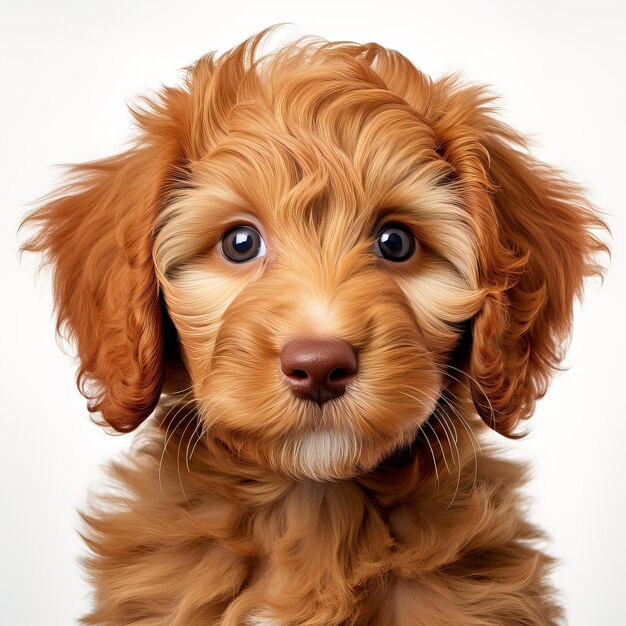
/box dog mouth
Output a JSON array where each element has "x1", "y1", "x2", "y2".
[
  {"x1": 194, "y1": 370, "x2": 441, "y2": 482},
  {"x1": 229, "y1": 409, "x2": 433, "y2": 482},
  {"x1": 193, "y1": 310, "x2": 443, "y2": 480}
]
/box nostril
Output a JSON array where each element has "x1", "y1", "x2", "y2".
[
  {"x1": 329, "y1": 367, "x2": 352, "y2": 381},
  {"x1": 291, "y1": 369, "x2": 308, "y2": 379}
]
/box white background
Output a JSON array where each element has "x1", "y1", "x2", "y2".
[{"x1": 1, "y1": 1, "x2": 625, "y2": 624}]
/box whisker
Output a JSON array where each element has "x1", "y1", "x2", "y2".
[
  {"x1": 441, "y1": 394, "x2": 480, "y2": 498},
  {"x1": 432, "y1": 405, "x2": 460, "y2": 470},
  {"x1": 439, "y1": 383, "x2": 484, "y2": 454},
  {"x1": 187, "y1": 421, "x2": 210, "y2": 467},
  {"x1": 432, "y1": 404, "x2": 457, "y2": 459},
  {"x1": 443, "y1": 364, "x2": 495, "y2": 427},
  {"x1": 158, "y1": 391, "x2": 196, "y2": 501},
  {"x1": 423, "y1": 400, "x2": 462, "y2": 507},
  {"x1": 184, "y1": 420, "x2": 204, "y2": 472},
  {"x1": 159, "y1": 414, "x2": 191, "y2": 501},
  {"x1": 423, "y1": 416, "x2": 451, "y2": 475},
  {"x1": 399, "y1": 383, "x2": 479, "y2": 508},
  {"x1": 167, "y1": 383, "x2": 196, "y2": 396},
  {"x1": 397, "y1": 387, "x2": 442, "y2": 487},
  {"x1": 185, "y1": 389, "x2": 232, "y2": 468},
  {"x1": 175, "y1": 415, "x2": 199, "y2": 504},
  {"x1": 437, "y1": 386, "x2": 482, "y2": 457}
]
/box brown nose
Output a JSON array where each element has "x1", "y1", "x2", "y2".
[{"x1": 280, "y1": 338, "x2": 357, "y2": 404}]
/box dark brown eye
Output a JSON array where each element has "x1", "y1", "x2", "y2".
[
  {"x1": 221, "y1": 226, "x2": 266, "y2": 263},
  {"x1": 374, "y1": 224, "x2": 417, "y2": 262}
]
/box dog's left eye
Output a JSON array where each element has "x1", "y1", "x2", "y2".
[
  {"x1": 374, "y1": 224, "x2": 417, "y2": 262},
  {"x1": 221, "y1": 226, "x2": 266, "y2": 263}
]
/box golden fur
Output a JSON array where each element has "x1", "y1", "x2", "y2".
[{"x1": 21, "y1": 25, "x2": 608, "y2": 625}]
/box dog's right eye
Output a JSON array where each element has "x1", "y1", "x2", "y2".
[{"x1": 220, "y1": 225, "x2": 266, "y2": 263}]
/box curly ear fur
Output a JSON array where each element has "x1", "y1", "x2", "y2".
[
  {"x1": 19, "y1": 103, "x2": 186, "y2": 432},
  {"x1": 430, "y1": 79, "x2": 609, "y2": 435}
]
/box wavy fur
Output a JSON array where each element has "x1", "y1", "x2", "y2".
[{"x1": 21, "y1": 24, "x2": 608, "y2": 625}]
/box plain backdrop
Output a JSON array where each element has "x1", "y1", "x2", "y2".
[{"x1": 1, "y1": 1, "x2": 625, "y2": 624}]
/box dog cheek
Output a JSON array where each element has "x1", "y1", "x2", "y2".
[
  {"x1": 397, "y1": 264, "x2": 484, "y2": 360},
  {"x1": 159, "y1": 266, "x2": 249, "y2": 388}
]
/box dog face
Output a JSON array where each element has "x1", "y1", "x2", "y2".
[
  {"x1": 153, "y1": 109, "x2": 479, "y2": 479},
  {"x1": 22, "y1": 26, "x2": 607, "y2": 481}
]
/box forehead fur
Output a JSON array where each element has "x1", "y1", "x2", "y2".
[
  {"x1": 171, "y1": 27, "x2": 444, "y2": 160},
  {"x1": 152, "y1": 28, "x2": 478, "y2": 288}
]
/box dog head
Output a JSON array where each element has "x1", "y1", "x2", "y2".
[{"x1": 22, "y1": 26, "x2": 607, "y2": 481}]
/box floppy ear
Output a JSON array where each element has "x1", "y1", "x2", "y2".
[
  {"x1": 20, "y1": 95, "x2": 188, "y2": 433},
  {"x1": 19, "y1": 31, "x2": 280, "y2": 432},
  {"x1": 431, "y1": 78, "x2": 609, "y2": 436}
]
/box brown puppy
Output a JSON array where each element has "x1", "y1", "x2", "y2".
[{"x1": 22, "y1": 25, "x2": 608, "y2": 625}]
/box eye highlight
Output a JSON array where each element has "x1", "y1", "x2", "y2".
[
  {"x1": 221, "y1": 225, "x2": 266, "y2": 263},
  {"x1": 374, "y1": 224, "x2": 417, "y2": 262}
]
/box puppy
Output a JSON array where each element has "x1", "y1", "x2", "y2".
[{"x1": 22, "y1": 25, "x2": 608, "y2": 625}]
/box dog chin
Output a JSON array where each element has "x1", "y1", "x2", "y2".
[
  {"x1": 283, "y1": 429, "x2": 364, "y2": 481},
  {"x1": 253, "y1": 428, "x2": 416, "y2": 482}
]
